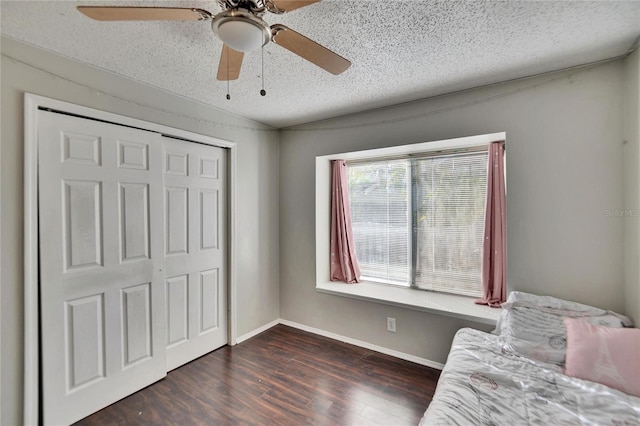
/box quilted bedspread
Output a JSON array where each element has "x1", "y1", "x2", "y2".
[{"x1": 420, "y1": 328, "x2": 640, "y2": 425}]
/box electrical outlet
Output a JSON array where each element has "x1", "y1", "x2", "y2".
[{"x1": 387, "y1": 317, "x2": 396, "y2": 333}]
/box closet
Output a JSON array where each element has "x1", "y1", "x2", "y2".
[{"x1": 37, "y1": 110, "x2": 227, "y2": 424}]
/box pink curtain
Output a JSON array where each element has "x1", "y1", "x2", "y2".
[
  {"x1": 476, "y1": 142, "x2": 506, "y2": 307},
  {"x1": 330, "y1": 160, "x2": 361, "y2": 283}
]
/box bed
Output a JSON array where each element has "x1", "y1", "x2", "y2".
[{"x1": 420, "y1": 292, "x2": 640, "y2": 425}]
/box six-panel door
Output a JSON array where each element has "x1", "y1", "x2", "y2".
[
  {"x1": 38, "y1": 111, "x2": 228, "y2": 424},
  {"x1": 163, "y1": 137, "x2": 227, "y2": 371}
]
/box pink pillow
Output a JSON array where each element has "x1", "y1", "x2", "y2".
[{"x1": 564, "y1": 318, "x2": 640, "y2": 397}]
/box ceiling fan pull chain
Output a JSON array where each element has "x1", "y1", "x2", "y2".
[
  {"x1": 226, "y1": 46, "x2": 231, "y2": 100},
  {"x1": 260, "y1": 45, "x2": 266, "y2": 96}
]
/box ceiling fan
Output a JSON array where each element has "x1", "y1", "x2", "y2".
[{"x1": 77, "y1": 0, "x2": 351, "y2": 84}]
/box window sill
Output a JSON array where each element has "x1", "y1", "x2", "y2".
[{"x1": 316, "y1": 281, "x2": 501, "y2": 325}]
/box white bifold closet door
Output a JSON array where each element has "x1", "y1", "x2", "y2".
[
  {"x1": 38, "y1": 110, "x2": 227, "y2": 425},
  {"x1": 39, "y1": 111, "x2": 167, "y2": 425},
  {"x1": 163, "y1": 137, "x2": 227, "y2": 371}
]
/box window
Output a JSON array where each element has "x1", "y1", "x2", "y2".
[
  {"x1": 315, "y1": 132, "x2": 505, "y2": 311},
  {"x1": 347, "y1": 148, "x2": 488, "y2": 297},
  {"x1": 348, "y1": 159, "x2": 410, "y2": 285}
]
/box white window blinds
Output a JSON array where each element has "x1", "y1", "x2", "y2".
[
  {"x1": 413, "y1": 152, "x2": 488, "y2": 297},
  {"x1": 348, "y1": 160, "x2": 410, "y2": 285},
  {"x1": 347, "y1": 150, "x2": 488, "y2": 297}
]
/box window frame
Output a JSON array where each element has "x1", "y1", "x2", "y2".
[
  {"x1": 347, "y1": 148, "x2": 490, "y2": 296},
  {"x1": 316, "y1": 132, "x2": 506, "y2": 295}
]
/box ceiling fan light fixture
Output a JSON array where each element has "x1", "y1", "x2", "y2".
[
  {"x1": 212, "y1": 10, "x2": 270, "y2": 52},
  {"x1": 217, "y1": 20, "x2": 265, "y2": 52}
]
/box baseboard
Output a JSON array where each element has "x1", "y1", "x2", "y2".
[
  {"x1": 279, "y1": 319, "x2": 445, "y2": 370},
  {"x1": 235, "y1": 318, "x2": 445, "y2": 370},
  {"x1": 235, "y1": 319, "x2": 280, "y2": 344}
]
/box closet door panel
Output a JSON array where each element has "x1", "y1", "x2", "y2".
[
  {"x1": 163, "y1": 138, "x2": 227, "y2": 371},
  {"x1": 39, "y1": 110, "x2": 166, "y2": 425}
]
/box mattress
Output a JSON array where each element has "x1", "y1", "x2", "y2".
[{"x1": 420, "y1": 327, "x2": 640, "y2": 425}]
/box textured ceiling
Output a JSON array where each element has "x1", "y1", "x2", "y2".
[{"x1": 2, "y1": 1, "x2": 639, "y2": 128}]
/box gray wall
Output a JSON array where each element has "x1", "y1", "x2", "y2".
[
  {"x1": 1, "y1": 37, "x2": 280, "y2": 425},
  {"x1": 624, "y1": 48, "x2": 640, "y2": 324},
  {"x1": 279, "y1": 60, "x2": 628, "y2": 366}
]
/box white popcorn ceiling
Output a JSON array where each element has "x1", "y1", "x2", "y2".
[{"x1": 1, "y1": 1, "x2": 639, "y2": 128}]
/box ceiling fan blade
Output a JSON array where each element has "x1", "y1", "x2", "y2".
[
  {"x1": 217, "y1": 45, "x2": 244, "y2": 81},
  {"x1": 269, "y1": 0, "x2": 321, "y2": 12},
  {"x1": 271, "y1": 24, "x2": 351, "y2": 75},
  {"x1": 77, "y1": 7, "x2": 211, "y2": 21}
]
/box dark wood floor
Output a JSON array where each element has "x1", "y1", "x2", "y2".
[{"x1": 75, "y1": 325, "x2": 441, "y2": 425}]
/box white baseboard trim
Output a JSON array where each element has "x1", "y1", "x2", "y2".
[
  {"x1": 235, "y1": 319, "x2": 280, "y2": 344},
  {"x1": 279, "y1": 319, "x2": 445, "y2": 370},
  {"x1": 234, "y1": 318, "x2": 445, "y2": 370}
]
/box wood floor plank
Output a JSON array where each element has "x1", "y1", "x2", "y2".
[{"x1": 75, "y1": 325, "x2": 441, "y2": 425}]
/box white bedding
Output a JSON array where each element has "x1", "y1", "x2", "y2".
[
  {"x1": 497, "y1": 305, "x2": 627, "y2": 365},
  {"x1": 495, "y1": 291, "x2": 631, "y2": 365},
  {"x1": 420, "y1": 328, "x2": 640, "y2": 425}
]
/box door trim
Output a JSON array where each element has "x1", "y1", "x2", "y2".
[{"x1": 23, "y1": 93, "x2": 238, "y2": 425}]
